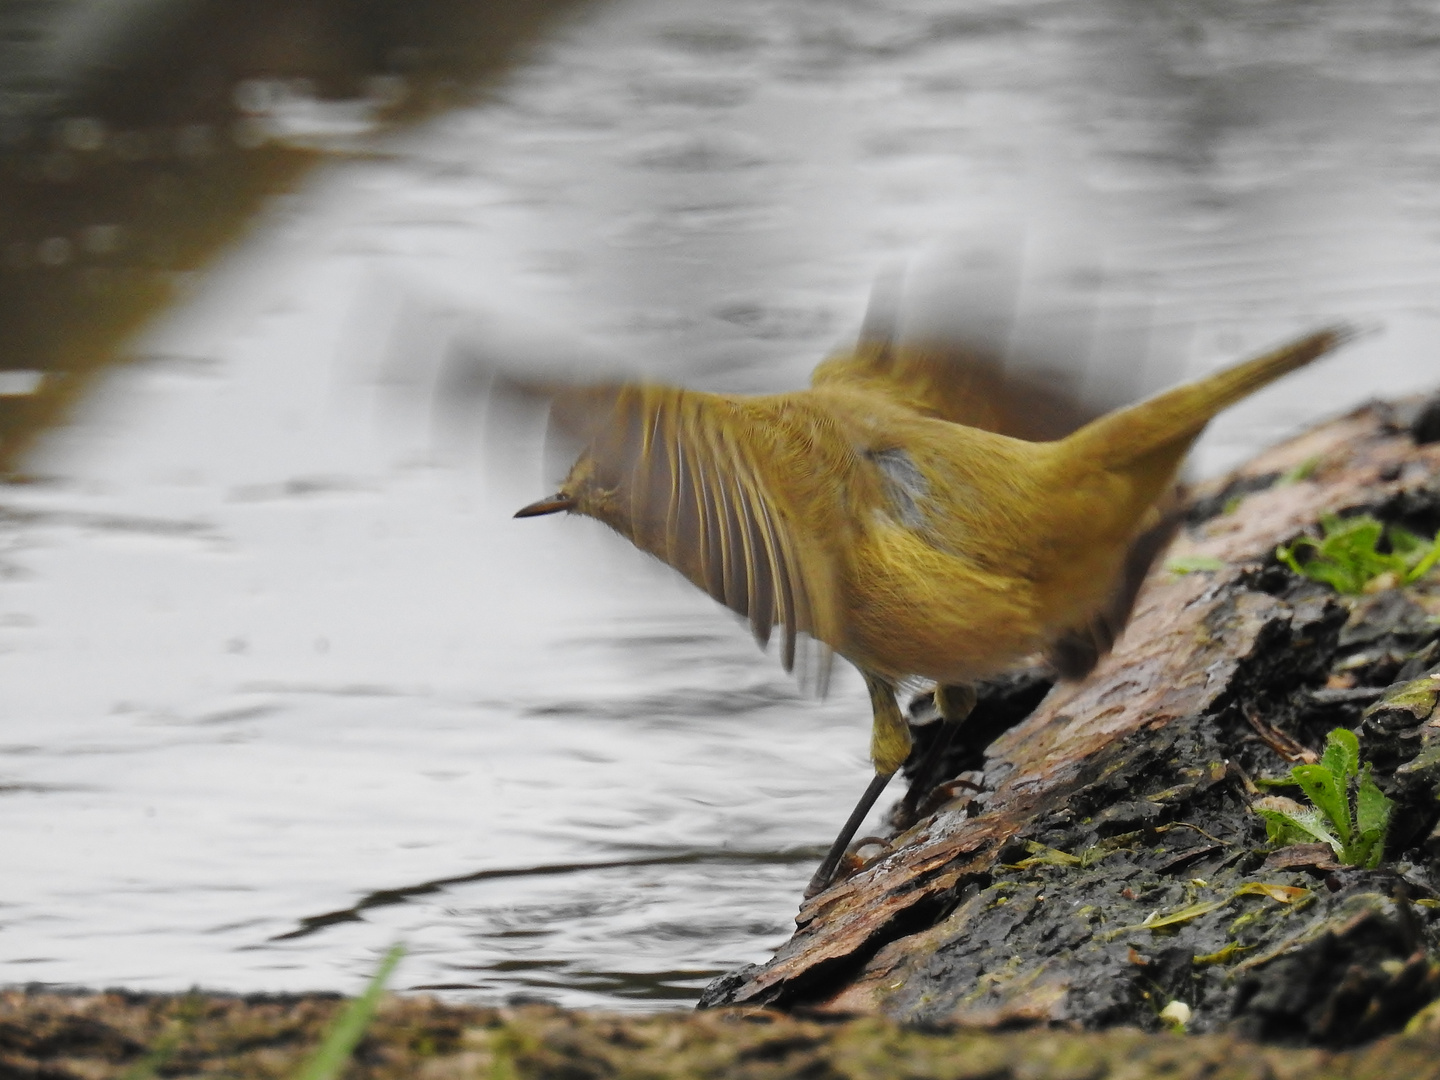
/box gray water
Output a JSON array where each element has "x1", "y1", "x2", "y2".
[{"x1": 4, "y1": 0, "x2": 1440, "y2": 1008}]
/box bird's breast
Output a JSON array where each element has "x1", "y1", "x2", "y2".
[{"x1": 836, "y1": 518, "x2": 1050, "y2": 684}]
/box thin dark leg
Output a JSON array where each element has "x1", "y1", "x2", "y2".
[{"x1": 804, "y1": 770, "x2": 896, "y2": 899}]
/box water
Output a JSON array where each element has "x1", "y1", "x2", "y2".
[{"x1": 4, "y1": 0, "x2": 1440, "y2": 1007}]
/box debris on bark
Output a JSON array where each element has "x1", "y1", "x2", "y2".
[{"x1": 701, "y1": 394, "x2": 1440, "y2": 1047}]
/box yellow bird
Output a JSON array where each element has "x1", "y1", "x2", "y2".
[{"x1": 509, "y1": 322, "x2": 1349, "y2": 896}]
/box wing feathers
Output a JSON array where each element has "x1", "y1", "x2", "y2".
[
  {"x1": 560, "y1": 386, "x2": 833, "y2": 672},
  {"x1": 754, "y1": 493, "x2": 799, "y2": 668}
]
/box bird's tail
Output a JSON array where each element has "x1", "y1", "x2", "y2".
[{"x1": 1060, "y1": 326, "x2": 1355, "y2": 471}]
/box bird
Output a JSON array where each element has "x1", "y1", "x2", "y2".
[{"x1": 503, "y1": 316, "x2": 1351, "y2": 897}]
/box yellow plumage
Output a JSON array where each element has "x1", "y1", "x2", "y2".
[{"x1": 512, "y1": 324, "x2": 1350, "y2": 894}]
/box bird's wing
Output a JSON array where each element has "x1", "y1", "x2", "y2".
[
  {"x1": 810, "y1": 337, "x2": 1095, "y2": 442},
  {"x1": 547, "y1": 382, "x2": 845, "y2": 679}
]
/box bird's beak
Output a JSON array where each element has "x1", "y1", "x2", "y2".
[{"x1": 514, "y1": 493, "x2": 575, "y2": 518}]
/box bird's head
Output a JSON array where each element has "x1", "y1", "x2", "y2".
[{"x1": 513, "y1": 454, "x2": 614, "y2": 521}]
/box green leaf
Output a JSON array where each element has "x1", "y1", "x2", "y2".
[
  {"x1": 1252, "y1": 728, "x2": 1397, "y2": 868},
  {"x1": 1254, "y1": 797, "x2": 1341, "y2": 855},
  {"x1": 1290, "y1": 764, "x2": 1351, "y2": 843},
  {"x1": 1355, "y1": 765, "x2": 1394, "y2": 841},
  {"x1": 1276, "y1": 540, "x2": 1315, "y2": 578},
  {"x1": 293, "y1": 944, "x2": 405, "y2": 1080},
  {"x1": 1289, "y1": 807, "x2": 1342, "y2": 854},
  {"x1": 1256, "y1": 809, "x2": 1311, "y2": 846},
  {"x1": 1277, "y1": 515, "x2": 1440, "y2": 594},
  {"x1": 1015, "y1": 841, "x2": 1082, "y2": 868},
  {"x1": 1321, "y1": 728, "x2": 1360, "y2": 790},
  {"x1": 1389, "y1": 526, "x2": 1428, "y2": 558},
  {"x1": 1342, "y1": 829, "x2": 1385, "y2": 870},
  {"x1": 1322, "y1": 513, "x2": 1385, "y2": 553}
]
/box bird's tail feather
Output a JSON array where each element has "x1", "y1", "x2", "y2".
[{"x1": 1060, "y1": 326, "x2": 1354, "y2": 470}]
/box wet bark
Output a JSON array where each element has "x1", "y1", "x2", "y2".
[{"x1": 700, "y1": 393, "x2": 1440, "y2": 1047}]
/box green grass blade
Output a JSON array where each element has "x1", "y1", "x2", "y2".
[
  {"x1": 1321, "y1": 728, "x2": 1360, "y2": 790},
  {"x1": 1290, "y1": 764, "x2": 1351, "y2": 844},
  {"x1": 293, "y1": 944, "x2": 405, "y2": 1080}
]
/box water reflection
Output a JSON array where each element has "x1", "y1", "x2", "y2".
[
  {"x1": 0, "y1": 0, "x2": 587, "y2": 469},
  {"x1": 3, "y1": 0, "x2": 1440, "y2": 1009}
]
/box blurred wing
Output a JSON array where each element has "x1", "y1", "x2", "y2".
[
  {"x1": 547, "y1": 383, "x2": 843, "y2": 678},
  {"x1": 812, "y1": 335, "x2": 1095, "y2": 442}
]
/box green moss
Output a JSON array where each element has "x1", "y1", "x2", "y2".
[{"x1": 1367, "y1": 677, "x2": 1440, "y2": 723}]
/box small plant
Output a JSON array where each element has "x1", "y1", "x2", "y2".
[
  {"x1": 1253, "y1": 728, "x2": 1394, "y2": 868},
  {"x1": 1276, "y1": 513, "x2": 1440, "y2": 595}
]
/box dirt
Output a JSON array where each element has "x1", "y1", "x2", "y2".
[{"x1": 9, "y1": 987, "x2": 1440, "y2": 1079}]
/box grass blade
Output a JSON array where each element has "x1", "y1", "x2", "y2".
[{"x1": 293, "y1": 944, "x2": 405, "y2": 1080}]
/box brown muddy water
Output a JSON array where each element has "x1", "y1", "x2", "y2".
[{"x1": 4, "y1": 0, "x2": 1440, "y2": 1009}]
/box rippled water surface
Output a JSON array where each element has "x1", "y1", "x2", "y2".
[{"x1": 5, "y1": 0, "x2": 1440, "y2": 1007}]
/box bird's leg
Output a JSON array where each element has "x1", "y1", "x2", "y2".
[
  {"x1": 805, "y1": 671, "x2": 911, "y2": 899},
  {"x1": 896, "y1": 683, "x2": 978, "y2": 827}
]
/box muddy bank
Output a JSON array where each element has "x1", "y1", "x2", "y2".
[
  {"x1": 701, "y1": 393, "x2": 1440, "y2": 1047},
  {"x1": 9, "y1": 987, "x2": 1440, "y2": 1080}
]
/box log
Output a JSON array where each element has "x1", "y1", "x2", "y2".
[{"x1": 700, "y1": 394, "x2": 1440, "y2": 1046}]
